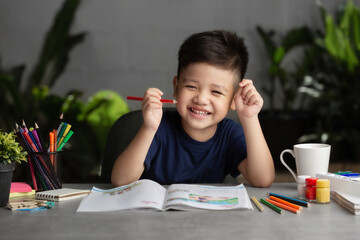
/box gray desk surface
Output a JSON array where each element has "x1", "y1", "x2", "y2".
[{"x1": 1, "y1": 183, "x2": 359, "y2": 240}]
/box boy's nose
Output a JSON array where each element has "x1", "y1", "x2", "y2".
[{"x1": 194, "y1": 91, "x2": 210, "y2": 105}]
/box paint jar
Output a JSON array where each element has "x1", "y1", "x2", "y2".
[
  {"x1": 316, "y1": 179, "x2": 330, "y2": 204},
  {"x1": 305, "y1": 177, "x2": 318, "y2": 202},
  {"x1": 297, "y1": 175, "x2": 310, "y2": 200}
]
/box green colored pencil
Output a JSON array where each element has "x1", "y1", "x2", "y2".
[{"x1": 260, "y1": 198, "x2": 283, "y2": 214}]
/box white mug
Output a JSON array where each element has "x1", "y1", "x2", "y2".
[{"x1": 280, "y1": 143, "x2": 331, "y2": 181}]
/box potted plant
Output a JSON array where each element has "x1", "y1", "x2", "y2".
[
  {"x1": 0, "y1": 130, "x2": 27, "y2": 207},
  {"x1": 300, "y1": 0, "x2": 360, "y2": 163},
  {"x1": 256, "y1": 25, "x2": 316, "y2": 169}
]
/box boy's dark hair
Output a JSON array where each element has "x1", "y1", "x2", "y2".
[{"x1": 177, "y1": 30, "x2": 249, "y2": 82}]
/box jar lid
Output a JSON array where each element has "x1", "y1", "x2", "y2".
[
  {"x1": 316, "y1": 179, "x2": 330, "y2": 188},
  {"x1": 305, "y1": 177, "x2": 318, "y2": 186},
  {"x1": 297, "y1": 175, "x2": 311, "y2": 183}
]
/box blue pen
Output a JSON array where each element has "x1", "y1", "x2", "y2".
[
  {"x1": 341, "y1": 173, "x2": 360, "y2": 177},
  {"x1": 268, "y1": 192, "x2": 310, "y2": 207}
]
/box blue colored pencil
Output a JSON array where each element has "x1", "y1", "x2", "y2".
[{"x1": 268, "y1": 192, "x2": 310, "y2": 207}]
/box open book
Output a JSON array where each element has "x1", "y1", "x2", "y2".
[{"x1": 77, "y1": 179, "x2": 253, "y2": 212}]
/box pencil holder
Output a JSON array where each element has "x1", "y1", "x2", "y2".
[{"x1": 28, "y1": 152, "x2": 62, "y2": 191}]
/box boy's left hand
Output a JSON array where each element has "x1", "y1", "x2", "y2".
[{"x1": 234, "y1": 79, "x2": 263, "y2": 119}]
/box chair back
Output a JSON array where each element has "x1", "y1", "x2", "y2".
[{"x1": 100, "y1": 108, "x2": 176, "y2": 182}]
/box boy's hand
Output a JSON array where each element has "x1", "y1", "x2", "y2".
[
  {"x1": 234, "y1": 79, "x2": 263, "y2": 119},
  {"x1": 142, "y1": 88, "x2": 163, "y2": 131}
]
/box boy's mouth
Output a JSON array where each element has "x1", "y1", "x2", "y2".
[{"x1": 189, "y1": 107, "x2": 211, "y2": 117}]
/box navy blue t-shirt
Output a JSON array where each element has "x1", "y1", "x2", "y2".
[{"x1": 140, "y1": 111, "x2": 247, "y2": 184}]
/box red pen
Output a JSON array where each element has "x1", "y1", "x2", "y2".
[{"x1": 127, "y1": 96, "x2": 177, "y2": 104}]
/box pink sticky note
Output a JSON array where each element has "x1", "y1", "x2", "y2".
[{"x1": 10, "y1": 182, "x2": 33, "y2": 193}]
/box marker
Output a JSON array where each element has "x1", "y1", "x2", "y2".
[
  {"x1": 127, "y1": 96, "x2": 177, "y2": 104},
  {"x1": 57, "y1": 130, "x2": 74, "y2": 151},
  {"x1": 57, "y1": 124, "x2": 71, "y2": 146},
  {"x1": 341, "y1": 173, "x2": 360, "y2": 177}
]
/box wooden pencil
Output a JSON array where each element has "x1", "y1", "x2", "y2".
[
  {"x1": 260, "y1": 198, "x2": 283, "y2": 214},
  {"x1": 268, "y1": 192, "x2": 310, "y2": 207},
  {"x1": 269, "y1": 196, "x2": 302, "y2": 211},
  {"x1": 251, "y1": 196, "x2": 264, "y2": 212},
  {"x1": 266, "y1": 199, "x2": 300, "y2": 214}
]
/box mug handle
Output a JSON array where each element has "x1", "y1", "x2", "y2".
[{"x1": 280, "y1": 149, "x2": 297, "y2": 181}]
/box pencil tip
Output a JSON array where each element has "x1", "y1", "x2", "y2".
[
  {"x1": 60, "y1": 113, "x2": 64, "y2": 119},
  {"x1": 35, "y1": 123, "x2": 39, "y2": 128}
]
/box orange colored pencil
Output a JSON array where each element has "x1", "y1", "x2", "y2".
[
  {"x1": 270, "y1": 196, "x2": 302, "y2": 211},
  {"x1": 266, "y1": 199, "x2": 300, "y2": 214}
]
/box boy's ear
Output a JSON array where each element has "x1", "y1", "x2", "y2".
[
  {"x1": 173, "y1": 76, "x2": 179, "y2": 98},
  {"x1": 230, "y1": 96, "x2": 236, "y2": 111}
]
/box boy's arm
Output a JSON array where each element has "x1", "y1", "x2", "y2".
[
  {"x1": 234, "y1": 79, "x2": 275, "y2": 187},
  {"x1": 111, "y1": 88, "x2": 164, "y2": 186}
]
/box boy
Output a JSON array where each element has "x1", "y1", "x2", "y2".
[{"x1": 112, "y1": 30, "x2": 274, "y2": 187}]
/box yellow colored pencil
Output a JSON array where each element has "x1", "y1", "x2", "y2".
[{"x1": 251, "y1": 196, "x2": 264, "y2": 212}]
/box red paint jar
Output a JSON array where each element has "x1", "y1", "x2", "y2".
[{"x1": 305, "y1": 177, "x2": 318, "y2": 202}]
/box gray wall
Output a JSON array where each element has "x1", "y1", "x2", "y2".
[{"x1": 0, "y1": 0, "x2": 353, "y2": 120}]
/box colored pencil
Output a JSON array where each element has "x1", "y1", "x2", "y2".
[
  {"x1": 268, "y1": 193, "x2": 310, "y2": 207},
  {"x1": 260, "y1": 198, "x2": 283, "y2": 214},
  {"x1": 269, "y1": 196, "x2": 302, "y2": 211},
  {"x1": 34, "y1": 123, "x2": 46, "y2": 152},
  {"x1": 266, "y1": 199, "x2": 300, "y2": 214},
  {"x1": 127, "y1": 96, "x2": 177, "y2": 104},
  {"x1": 251, "y1": 196, "x2": 264, "y2": 212}
]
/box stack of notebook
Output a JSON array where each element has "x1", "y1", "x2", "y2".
[{"x1": 317, "y1": 172, "x2": 360, "y2": 215}]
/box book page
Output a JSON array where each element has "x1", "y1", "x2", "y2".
[
  {"x1": 77, "y1": 179, "x2": 166, "y2": 212},
  {"x1": 163, "y1": 183, "x2": 253, "y2": 211}
]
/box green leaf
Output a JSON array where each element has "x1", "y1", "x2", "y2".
[
  {"x1": 282, "y1": 27, "x2": 313, "y2": 51},
  {"x1": 324, "y1": 14, "x2": 346, "y2": 59},
  {"x1": 256, "y1": 26, "x2": 276, "y2": 59},
  {"x1": 273, "y1": 47, "x2": 285, "y2": 64}
]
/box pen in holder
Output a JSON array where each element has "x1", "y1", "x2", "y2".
[{"x1": 28, "y1": 151, "x2": 62, "y2": 191}]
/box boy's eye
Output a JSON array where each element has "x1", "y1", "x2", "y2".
[
  {"x1": 212, "y1": 91, "x2": 223, "y2": 95},
  {"x1": 185, "y1": 85, "x2": 196, "y2": 89}
]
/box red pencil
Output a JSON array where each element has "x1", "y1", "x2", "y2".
[{"x1": 127, "y1": 96, "x2": 177, "y2": 104}]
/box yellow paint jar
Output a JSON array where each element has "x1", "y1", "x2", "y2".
[{"x1": 316, "y1": 179, "x2": 330, "y2": 204}]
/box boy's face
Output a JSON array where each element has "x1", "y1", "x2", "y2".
[{"x1": 173, "y1": 62, "x2": 237, "y2": 141}]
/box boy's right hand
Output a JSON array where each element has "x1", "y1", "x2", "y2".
[{"x1": 142, "y1": 88, "x2": 163, "y2": 131}]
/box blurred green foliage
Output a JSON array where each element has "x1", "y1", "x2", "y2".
[
  {"x1": 0, "y1": 0, "x2": 129, "y2": 181},
  {"x1": 258, "y1": 0, "x2": 360, "y2": 161},
  {"x1": 256, "y1": 25, "x2": 314, "y2": 114},
  {"x1": 301, "y1": 0, "x2": 360, "y2": 160}
]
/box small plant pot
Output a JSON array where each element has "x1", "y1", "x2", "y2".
[{"x1": 0, "y1": 162, "x2": 15, "y2": 207}]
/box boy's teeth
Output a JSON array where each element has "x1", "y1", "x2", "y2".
[{"x1": 191, "y1": 108, "x2": 209, "y2": 116}]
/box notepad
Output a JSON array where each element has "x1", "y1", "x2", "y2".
[
  {"x1": 35, "y1": 188, "x2": 90, "y2": 202},
  {"x1": 9, "y1": 182, "x2": 35, "y2": 198},
  {"x1": 316, "y1": 173, "x2": 360, "y2": 197},
  {"x1": 10, "y1": 182, "x2": 33, "y2": 193},
  {"x1": 331, "y1": 191, "x2": 360, "y2": 215}
]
